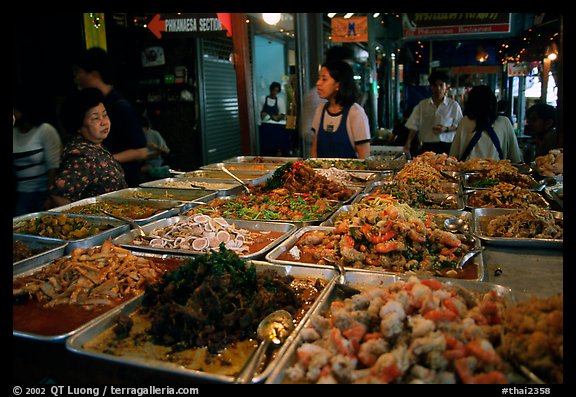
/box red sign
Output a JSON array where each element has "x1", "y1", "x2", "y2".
[
  {"x1": 403, "y1": 13, "x2": 510, "y2": 38},
  {"x1": 331, "y1": 16, "x2": 368, "y2": 43},
  {"x1": 148, "y1": 13, "x2": 232, "y2": 39}
]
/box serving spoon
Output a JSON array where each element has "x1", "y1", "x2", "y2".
[
  {"x1": 220, "y1": 166, "x2": 252, "y2": 195},
  {"x1": 234, "y1": 309, "x2": 295, "y2": 384},
  {"x1": 100, "y1": 210, "x2": 147, "y2": 238}
]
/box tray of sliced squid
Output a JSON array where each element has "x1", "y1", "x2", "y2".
[{"x1": 112, "y1": 214, "x2": 297, "y2": 259}]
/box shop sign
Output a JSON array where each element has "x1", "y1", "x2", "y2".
[
  {"x1": 148, "y1": 13, "x2": 232, "y2": 39},
  {"x1": 507, "y1": 62, "x2": 531, "y2": 76},
  {"x1": 402, "y1": 13, "x2": 510, "y2": 38},
  {"x1": 331, "y1": 16, "x2": 368, "y2": 43}
]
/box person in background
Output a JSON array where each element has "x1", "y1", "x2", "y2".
[
  {"x1": 449, "y1": 85, "x2": 522, "y2": 163},
  {"x1": 48, "y1": 88, "x2": 127, "y2": 207},
  {"x1": 310, "y1": 60, "x2": 371, "y2": 159},
  {"x1": 404, "y1": 70, "x2": 463, "y2": 155},
  {"x1": 13, "y1": 89, "x2": 62, "y2": 216},
  {"x1": 524, "y1": 103, "x2": 559, "y2": 158},
  {"x1": 260, "y1": 81, "x2": 286, "y2": 122},
  {"x1": 301, "y1": 45, "x2": 356, "y2": 158},
  {"x1": 73, "y1": 47, "x2": 147, "y2": 187},
  {"x1": 141, "y1": 115, "x2": 170, "y2": 181}
]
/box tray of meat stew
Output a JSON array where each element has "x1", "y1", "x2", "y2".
[
  {"x1": 66, "y1": 251, "x2": 337, "y2": 384},
  {"x1": 13, "y1": 240, "x2": 184, "y2": 342}
]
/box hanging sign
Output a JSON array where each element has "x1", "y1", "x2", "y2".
[
  {"x1": 507, "y1": 62, "x2": 532, "y2": 76},
  {"x1": 148, "y1": 13, "x2": 232, "y2": 39},
  {"x1": 331, "y1": 16, "x2": 368, "y2": 43},
  {"x1": 402, "y1": 13, "x2": 510, "y2": 38}
]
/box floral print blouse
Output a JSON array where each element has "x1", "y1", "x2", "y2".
[{"x1": 49, "y1": 135, "x2": 128, "y2": 202}]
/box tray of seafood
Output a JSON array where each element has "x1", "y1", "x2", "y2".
[
  {"x1": 13, "y1": 212, "x2": 130, "y2": 253},
  {"x1": 264, "y1": 272, "x2": 560, "y2": 384},
  {"x1": 222, "y1": 155, "x2": 303, "y2": 164},
  {"x1": 462, "y1": 172, "x2": 544, "y2": 191},
  {"x1": 200, "y1": 162, "x2": 280, "y2": 172},
  {"x1": 13, "y1": 240, "x2": 184, "y2": 342},
  {"x1": 49, "y1": 196, "x2": 183, "y2": 226},
  {"x1": 472, "y1": 208, "x2": 562, "y2": 248},
  {"x1": 112, "y1": 214, "x2": 298, "y2": 259},
  {"x1": 100, "y1": 187, "x2": 218, "y2": 203},
  {"x1": 13, "y1": 234, "x2": 68, "y2": 273},
  {"x1": 266, "y1": 222, "x2": 485, "y2": 282},
  {"x1": 66, "y1": 252, "x2": 338, "y2": 383},
  {"x1": 183, "y1": 193, "x2": 342, "y2": 228}
]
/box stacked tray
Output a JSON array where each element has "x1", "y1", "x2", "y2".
[
  {"x1": 13, "y1": 212, "x2": 130, "y2": 253},
  {"x1": 111, "y1": 215, "x2": 298, "y2": 259},
  {"x1": 48, "y1": 196, "x2": 183, "y2": 226},
  {"x1": 66, "y1": 260, "x2": 339, "y2": 383}
]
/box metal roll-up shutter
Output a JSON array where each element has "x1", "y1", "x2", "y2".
[{"x1": 199, "y1": 37, "x2": 241, "y2": 164}]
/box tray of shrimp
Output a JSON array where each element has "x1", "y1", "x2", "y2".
[
  {"x1": 265, "y1": 197, "x2": 485, "y2": 282},
  {"x1": 264, "y1": 272, "x2": 551, "y2": 384}
]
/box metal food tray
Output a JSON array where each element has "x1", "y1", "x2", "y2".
[
  {"x1": 543, "y1": 186, "x2": 563, "y2": 210},
  {"x1": 472, "y1": 208, "x2": 563, "y2": 249},
  {"x1": 265, "y1": 225, "x2": 486, "y2": 282},
  {"x1": 13, "y1": 234, "x2": 68, "y2": 273},
  {"x1": 112, "y1": 215, "x2": 298, "y2": 259},
  {"x1": 176, "y1": 169, "x2": 271, "y2": 181},
  {"x1": 49, "y1": 196, "x2": 183, "y2": 226},
  {"x1": 314, "y1": 169, "x2": 393, "y2": 191},
  {"x1": 353, "y1": 191, "x2": 466, "y2": 211},
  {"x1": 183, "y1": 195, "x2": 342, "y2": 228},
  {"x1": 304, "y1": 157, "x2": 373, "y2": 171},
  {"x1": 13, "y1": 212, "x2": 130, "y2": 253},
  {"x1": 66, "y1": 260, "x2": 339, "y2": 384},
  {"x1": 462, "y1": 172, "x2": 545, "y2": 192},
  {"x1": 222, "y1": 155, "x2": 303, "y2": 164},
  {"x1": 464, "y1": 189, "x2": 551, "y2": 210},
  {"x1": 99, "y1": 187, "x2": 218, "y2": 203},
  {"x1": 12, "y1": 251, "x2": 143, "y2": 342},
  {"x1": 365, "y1": 180, "x2": 461, "y2": 196},
  {"x1": 265, "y1": 272, "x2": 514, "y2": 384},
  {"x1": 200, "y1": 162, "x2": 280, "y2": 172},
  {"x1": 140, "y1": 177, "x2": 244, "y2": 197}
]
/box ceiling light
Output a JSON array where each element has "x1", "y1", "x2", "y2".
[
  {"x1": 262, "y1": 13, "x2": 281, "y2": 25},
  {"x1": 344, "y1": 13, "x2": 354, "y2": 19},
  {"x1": 373, "y1": 13, "x2": 380, "y2": 18},
  {"x1": 327, "y1": 13, "x2": 337, "y2": 18}
]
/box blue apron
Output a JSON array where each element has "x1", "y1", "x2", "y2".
[
  {"x1": 262, "y1": 96, "x2": 279, "y2": 116},
  {"x1": 317, "y1": 104, "x2": 356, "y2": 158}
]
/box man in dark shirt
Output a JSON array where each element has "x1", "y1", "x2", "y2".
[{"x1": 73, "y1": 47, "x2": 147, "y2": 187}]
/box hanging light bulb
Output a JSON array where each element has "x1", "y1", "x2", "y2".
[
  {"x1": 475, "y1": 46, "x2": 489, "y2": 63},
  {"x1": 262, "y1": 13, "x2": 281, "y2": 25},
  {"x1": 546, "y1": 42, "x2": 558, "y2": 61}
]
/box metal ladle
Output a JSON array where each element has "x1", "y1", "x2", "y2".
[
  {"x1": 220, "y1": 166, "x2": 252, "y2": 195},
  {"x1": 444, "y1": 217, "x2": 466, "y2": 232},
  {"x1": 234, "y1": 309, "x2": 295, "y2": 384}
]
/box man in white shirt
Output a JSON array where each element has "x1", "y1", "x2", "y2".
[{"x1": 404, "y1": 70, "x2": 463, "y2": 155}]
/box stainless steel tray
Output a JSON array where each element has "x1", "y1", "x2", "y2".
[
  {"x1": 13, "y1": 234, "x2": 68, "y2": 273},
  {"x1": 13, "y1": 212, "x2": 130, "y2": 253},
  {"x1": 112, "y1": 215, "x2": 298, "y2": 259},
  {"x1": 462, "y1": 172, "x2": 545, "y2": 192},
  {"x1": 464, "y1": 189, "x2": 551, "y2": 210},
  {"x1": 140, "y1": 177, "x2": 244, "y2": 196},
  {"x1": 266, "y1": 225, "x2": 486, "y2": 282},
  {"x1": 66, "y1": 260, "x2": 338, "y2": 384},
  {"x1": 200, "y1": 162, "x2": 280, "y2": 172},
  {"x1": 176, "y1": 169, "x2": 271, "y2": 180},
  {"x1": 183, "y1": 195, "x2": 342, "y2": 228},
  {"x1": 100, "y1": 187, "x2": 218, "y2": 203},
  {"x1": 365, "y1": 179, "x2": 461, "y2": 196},
  {"x1": 353, "y1": 190, "x2": 466, "y2": 211},
  {"x1": 265, "y1": 272, "x2": 514, "y2": 384},
  {"x1": 222, "y1": 156, "x2": 302, "y2": 164},
  {"x1": 543, "y1": 186, "x2": 563, "y2": 210},
  {"x1": 472, "y1": 208, "x2": 563, "y2": 248},
  {"x1": 304, "y1": 158, "x2": 373, "y2": 171},
  {"x1": 49, "y1": 196, "x2": 182, "y2": 226}
]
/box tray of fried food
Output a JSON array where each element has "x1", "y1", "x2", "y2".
[
  {"x1": 410, "y1": 151, "x2": 461, "y2": 172},
  {"x1": 265, "y1": 272, "x2": 543, "y2": 384},
  {"x1": 66, "y1": 247, "x2": 336, "y2": 383},
  {"x1": 472, "y1": 206, "x2": 562, "y2": 248},
  {"x1": 266, "y1": 194, "x2": 484, "y2": 281},
  {"x1": 465, "y1": 182, "x2": 550, "y2": 210},
  {"x1": 534, "y1": 148, "x2": 563, "y2": 179},
  {"x1": 498, "y1": 293, "x2": 563, "y2": 384},
  {"x1": 13, "y1": 239, "x2": 181, "y2": 342}
]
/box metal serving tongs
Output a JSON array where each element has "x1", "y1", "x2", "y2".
[{"x1": 220, "y1": 166, "x2": 252, "y2": 195}]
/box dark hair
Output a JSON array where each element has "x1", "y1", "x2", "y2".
[
  {"x1": 464, "y1": 85, "x2": 497, "y2": 131},
  {"x1": 325, "y1": 45, "x2": 355, "y2": 63},
  {"x1": 61, "y1": 88, "x2": 106, "y2": 135},
  {"x1": 13, "y1": 87, "x2": 55, "y2": 127},
  {"x1": 74, "y1": 47, "x2": 115, "y2": 84},
  {"x1": 428, "y1": 70, "x2": 450, "y2": 85},
  {"x1": 321, "y1": 60, "x2": 358, "y2": 107},
  {"x1": 526, "y1": 103, "x2": 556, "y2": 126},
  {"x1": 269, "y1": 81, "x2": 281, "y2": 92}
]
